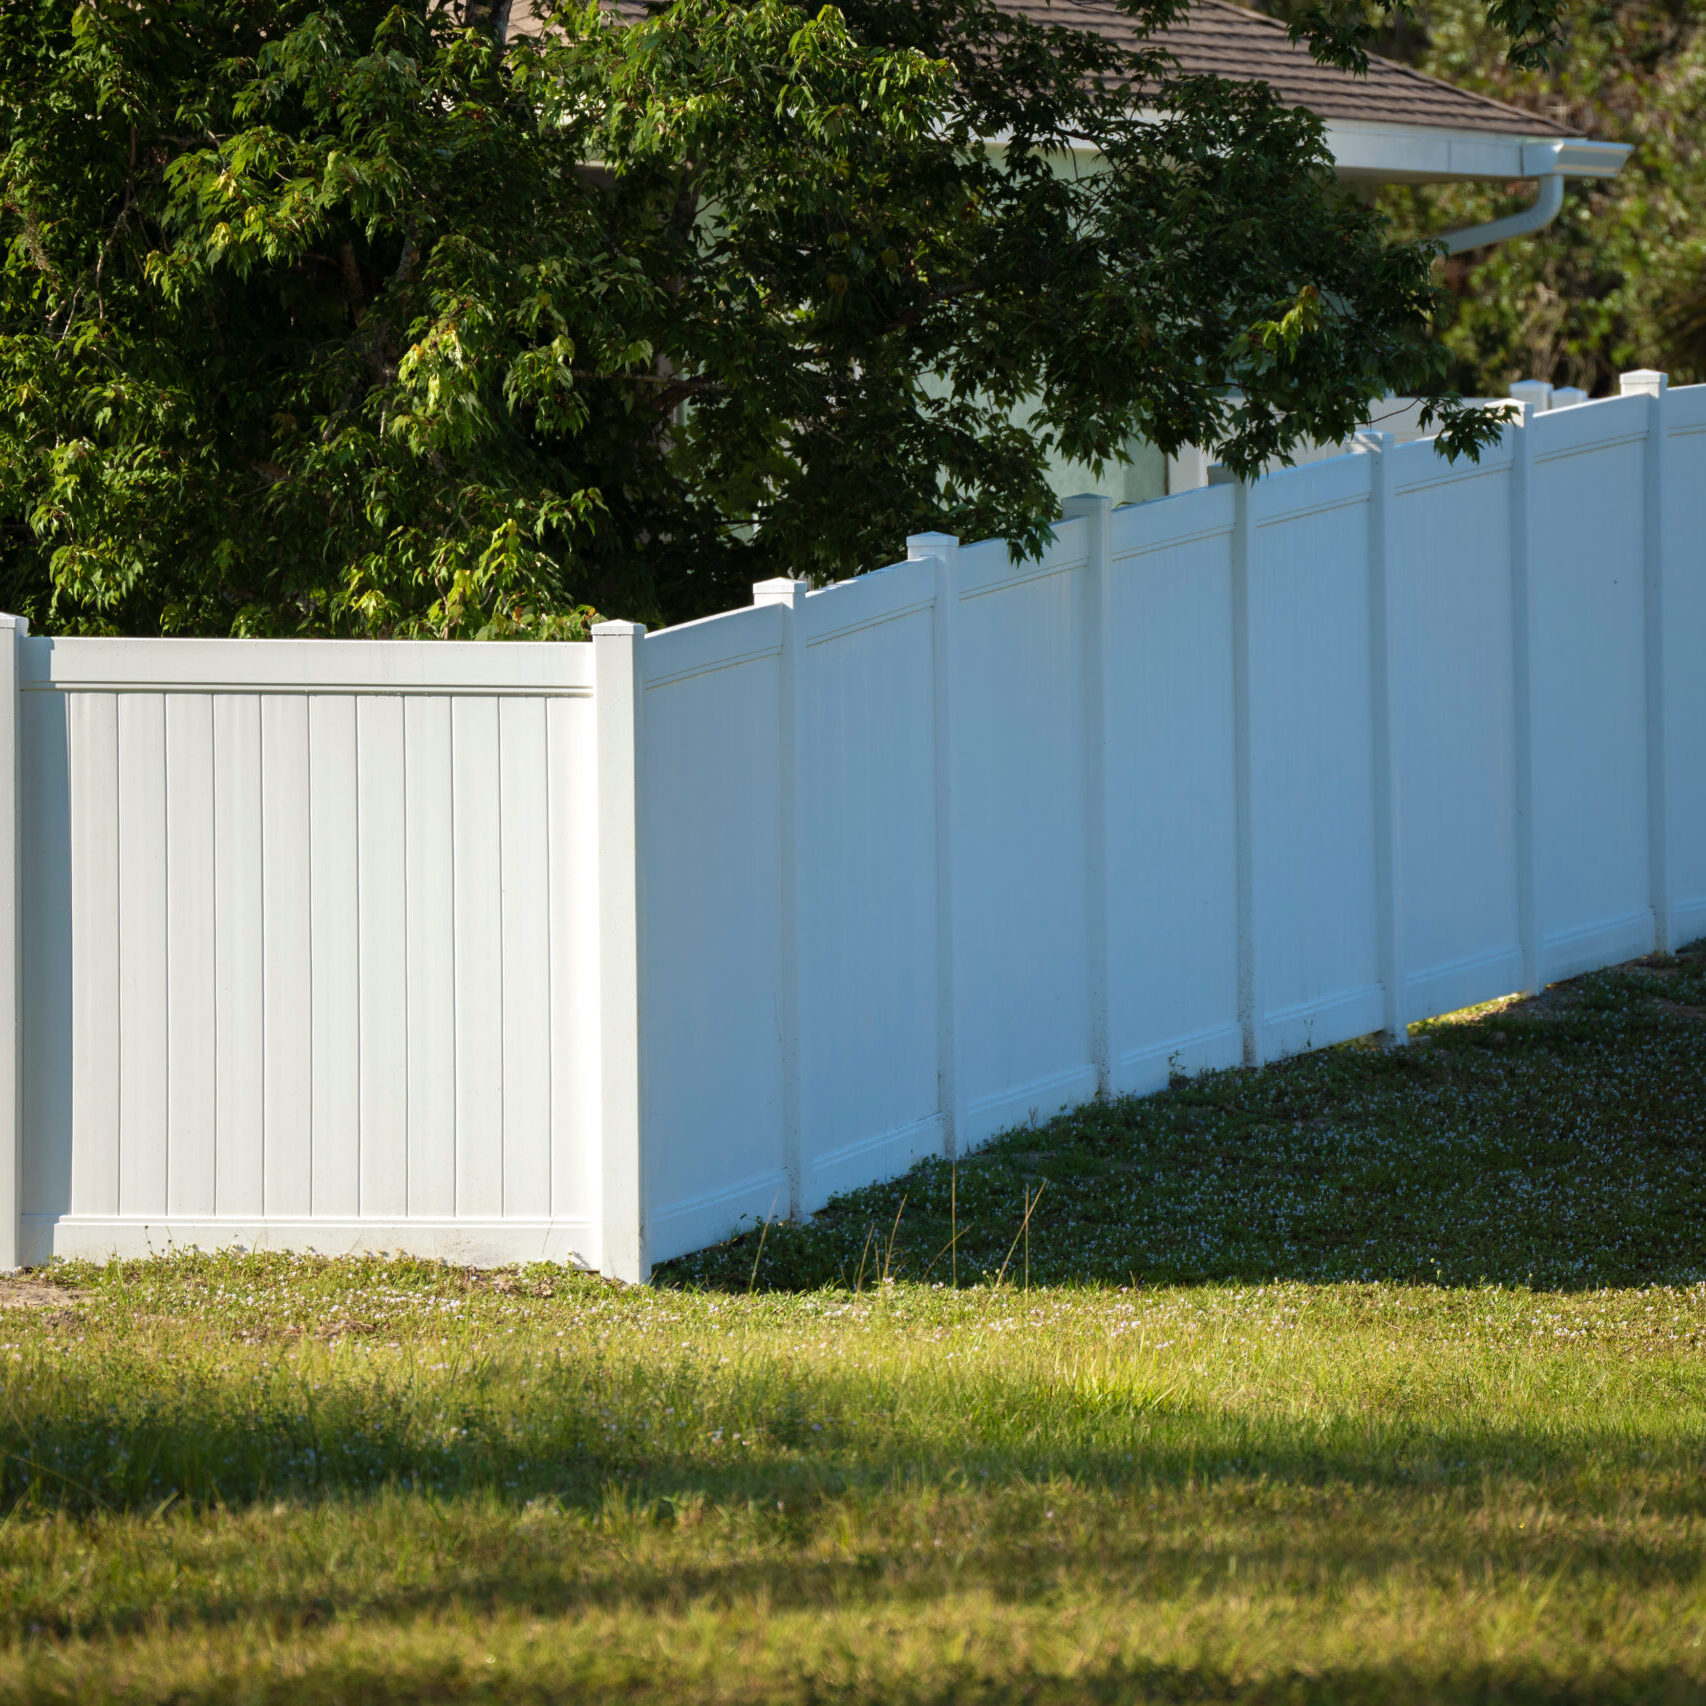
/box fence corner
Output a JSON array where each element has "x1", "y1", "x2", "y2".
[
  {"x1": 591, "y1": 620, "x2": 650, "y2": 1283},
  {"x1": 1621, "y1": 370, "x2": 1674, "y2": 952}
]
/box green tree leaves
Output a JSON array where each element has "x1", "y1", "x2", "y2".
[
  {"x1": 1375, "y1": 0, "x2": 1706, "y2": 399},
  {"x1": 0, "y1": 0, "x2": 1511, "y2": 635}
]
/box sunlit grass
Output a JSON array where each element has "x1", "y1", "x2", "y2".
[{"x1": 2, "y1": 945, "x2": 1705, "y2": 1703}]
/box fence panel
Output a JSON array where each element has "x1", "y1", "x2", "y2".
[
  {"x1": 1246, "y1": 455, "x2": 1384, "y2": 1058},
  {"x1": 1106, "y1": 487, "x2": 1243, "y2": 1090},
  {"x1": 952, "y1": 526, "x2": 1100, "y2": 1143},
  {"x1": 797, "y1": 560, "x2": 945, "y2": 1209},
  {"x1": 1527, "y1": 396, "x2": 1655, "y2": 980},
  {"x1": 17, "y1": 637, "x2": 600, "y2": 1267},
  {"x1": 1388, "y1": 437, "x2": 1525, "y2": 1021},
  {"x1": 637, "y1": 606, "x2": 790, "y2": 1264}
]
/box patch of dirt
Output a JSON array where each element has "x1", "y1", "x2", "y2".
[
  {"x1": 0, "y1": 1275, "x2": 81, "y2": 1328},
  {"x1": 1656, "y1": 999, "x2": 1706, "y2": 1021},
  {"x1": 0, "y1": 1276, "x2": 79, "y2": 1312}
]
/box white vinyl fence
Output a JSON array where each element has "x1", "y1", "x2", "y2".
[{"x1": 3, "y1": 373, "x2": 1703, "y2": 1279}]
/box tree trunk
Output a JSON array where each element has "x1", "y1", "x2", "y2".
[{"x1": 462, "y1": 0, "x2": 513, "y2": 47}]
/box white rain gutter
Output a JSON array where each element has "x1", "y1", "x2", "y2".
[{"x1": 1437, "y1": 137, "x2": 1631, "y2": 255}]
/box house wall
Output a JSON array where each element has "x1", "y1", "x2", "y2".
[{"x1": 1, "y1": 376, "x2": 1700, "y2": 1276}]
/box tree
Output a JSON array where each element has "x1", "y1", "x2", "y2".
[
  {"x1": 0, "y1": 0, "x2": 1538, "y2": 637},
  {"x1": 1367, "y1": 0, "x2": 1706, "y2": 398}
]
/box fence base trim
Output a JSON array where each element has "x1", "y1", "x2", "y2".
[
  {"x1": 21, "y1": 1215, "x2": 599, "y2": 1269},
  {"x1": 1541, "y1": 909, "x2": 1657, "y2": 984},
  {"x1": 804, "y1": 1114, "x2": 946, "y2": 1213},
  {"x1": 962, "y1": 1063, "x2": 1102, "y2": 1150},
  {"x1": 1259, "y1": 983, "x2": 1385, "y2": 1062},
  {"x1": 647, "y1": 1165, "x2": 790, "y2": 1267},
  {"x1": 1115, "y1": 1021, "x2": 1245, "y2": 1096},
  {"x1": 1671, "y1": 896, "x2": 1706, "y2": 947},
  {"x1": 1403, "y1": 945, "x2": 1526, "y2": 1026}
]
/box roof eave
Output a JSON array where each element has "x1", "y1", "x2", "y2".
[{"x1": 1324, "y1": 120, "x2": 1632, "y2": 185}]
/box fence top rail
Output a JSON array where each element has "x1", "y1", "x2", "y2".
[{"x1": 19, "y1": 632, "x2": 595, "y2": 696}]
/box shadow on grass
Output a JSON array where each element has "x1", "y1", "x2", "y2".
[
  {"x1": 9, "y1": 1428, "x2": 1706, "y2": 1648},
  {"x1": 20, "y1": 1652, "x2": 1706, "y2": 1705},
  {"x1": 7, "y1": 1356, "x2": 1706, "y2": 1524},
  {"x1": 663, "y1": 945, "x2": 1706, "y2": 1294}
]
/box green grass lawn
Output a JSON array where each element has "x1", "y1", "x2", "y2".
[{"x1": 3, "y1": 946, "x2": 1706, "y2": 1703}]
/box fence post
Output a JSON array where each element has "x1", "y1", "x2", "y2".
[
  {"x1": 1230, "y1": 481, "x2": 1259, "y2": 1066},
  {"x1": 752, "y1": 579, "x2": 809, "y2": 1216},
  {"x1": 908, "y1": 532, "x2": 962, "y2": 1160},
  {"x1": 1355, "y1": 432, "x2": 1407, "y2": 1044},
  {"x1": 592, "y1": 619, "x2": 649, "y2": 1283},
  {"x1": 1509, "y1": 400, "x2": 1542, "y2": 995},
  {"x1": 0, "y1": 616, "x2": 22, "y2": 1270},
  {"x1": 1509, "y1": 378, "x2": 1552, "y2": 415},
  {"x1": 1062, "y1": 495, "x2": 1114, "y2": 1097},
  {"x1": 1621, "y1": 368, "x2": 1673, "y2": 955}
]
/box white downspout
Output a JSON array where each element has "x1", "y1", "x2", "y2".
[{"x1": 1438, "y1": 171, "x2": 1565, "y2": 256}]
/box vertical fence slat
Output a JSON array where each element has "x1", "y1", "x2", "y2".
[
  {"x1": 165, "y1": 696, "x2": 216, "y2": 1217},
  {"x1": 751, "y1": 579, "x2": 808, "y2": 1218},
  {"x1": 213, "y1": 694, "x2": 265, "y2": 1220},
  {"x1": 1509, "y1": 401, "x2": 1542, "y2": 994},
  {"x1": 500, "y1": 696, "x2": 553, "y2": 1218},
  {"x1": 1062, "y1": 496, "x2": 1114, "y2": 1095},
  {"x1": 0, "y1": 618, "x2": 21, "y2": 1267},
  {"x1": 117, "y1": 694, "x2": 169, "y2": 1217},
  {"x1": 69, "y1": 692, "x2": 120, "y2": 1219},
  {"x1": 909, "y1": 533, "x2": 962, "y2": 1159},
  {"x1": 1358, "y1": 432, "x2": 1407, "y2": 1042},
  {"x1": 452, "y1": 697, "x2": 504, "y2": 1221},
  {"x1": 261, "y1": 695, "x2": 313, "y2": 1218},
  {"x1": 1622, "y1": 369, "x2": 1673, "y2": 953},
  {"x1": 593, "y1": 621, "x2": 648, "y2": 1282},
  {"x1": 356, "y1": 696, "x2": 407, "y2": 1220},
  {"x1": 546, "y1": 696, "x2": 597, "y2": 1232},
  {"x1": 403, "y1": 696, "x2": 456, "y2": 1219},
  {"x1": 308, "y1": 696, "x2": 361, "y2": 1219}
]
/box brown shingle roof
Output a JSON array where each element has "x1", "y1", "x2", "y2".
[
  {"x1": 996, "y1": 0, "x2": 1565, "y2": 135},
  {"x1": 512, "y1": 0, "x2": 1565, "y2": 138}
]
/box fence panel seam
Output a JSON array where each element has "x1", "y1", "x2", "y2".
[
  {"x1": 1622, "y1": 369, "x2": 1673, "y2": 952},
  {"x1": 909, "y1": 533, "x2": 962, "y2": 1160},
  {"x1": 1358, "y1": 432, "x2": 1407, "y2": 1042},
  {"x1": 752, "y1": 579, "x2": 808, "y2": 1219},
  {"x1": 1509, "y1": 402, "x2": 1541, "y2": 993}
]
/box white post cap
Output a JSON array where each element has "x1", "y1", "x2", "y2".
[
  {"x1": 751, "y1": 578, "x2": 807, "y2": 605},
  {"x1": 906, "y1": 532, "x2": 959, "y2": 559}
]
